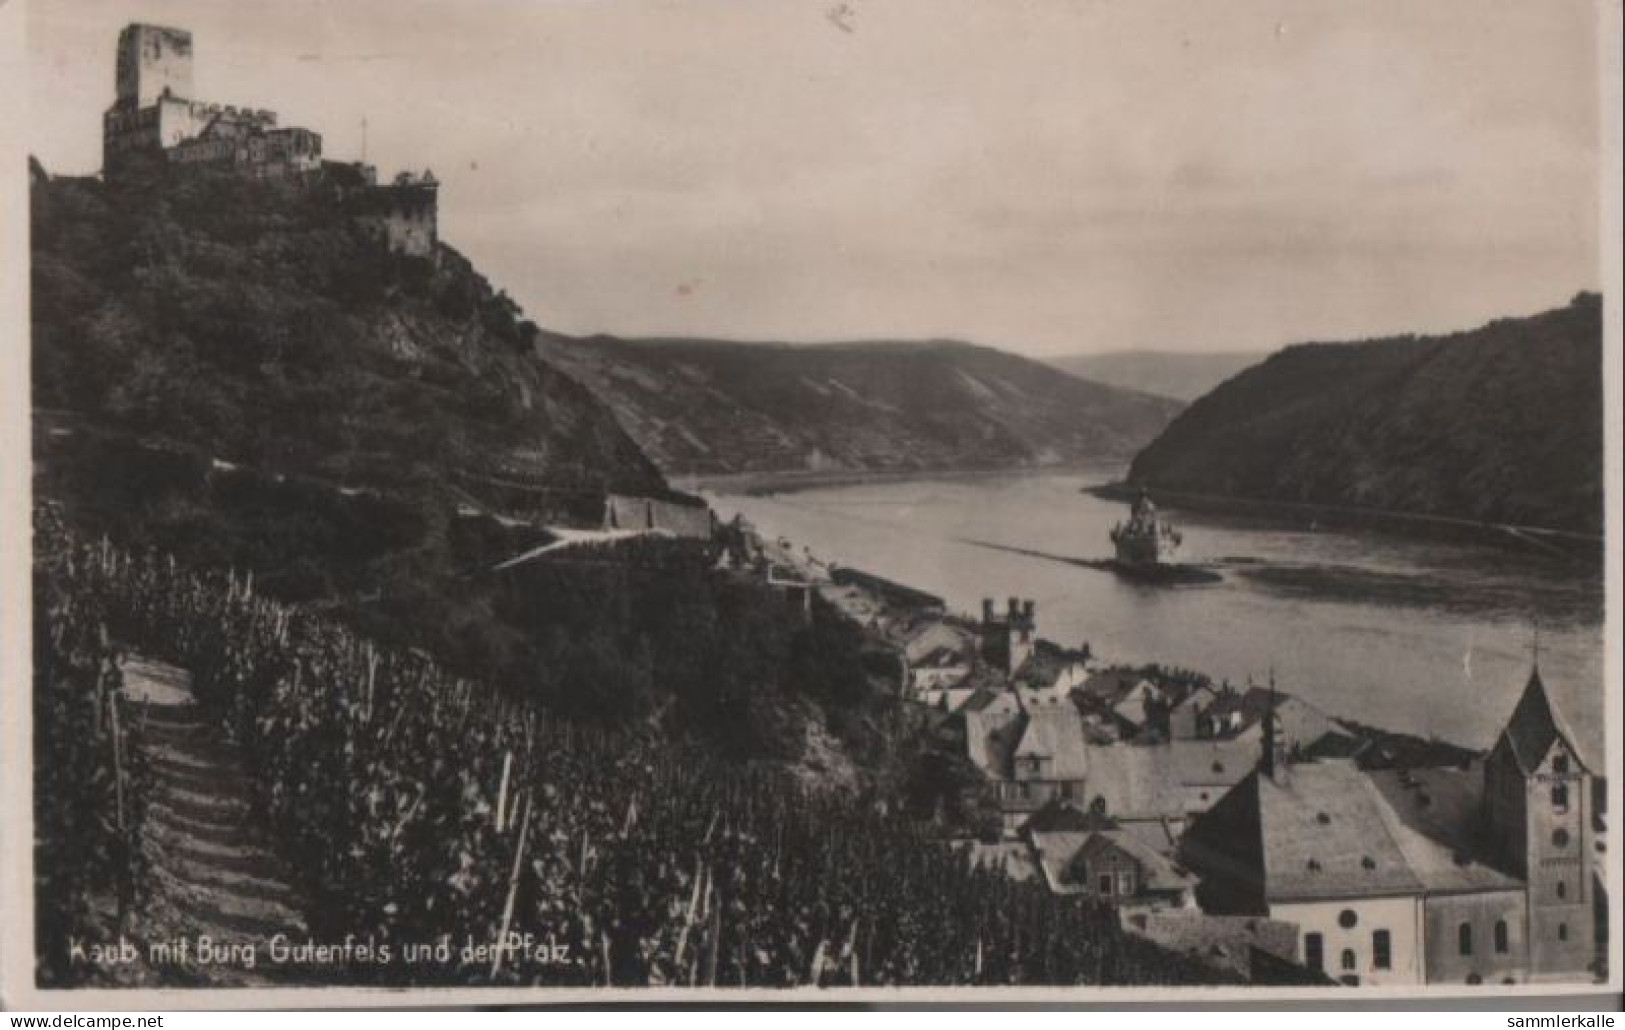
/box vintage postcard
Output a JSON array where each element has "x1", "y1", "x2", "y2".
[{"x1": 2, "y1": 0, "x2": 1620, "y2": 1009}]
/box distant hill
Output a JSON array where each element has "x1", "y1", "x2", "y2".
[
  {"x1": 537, "y1": 334, "x2": 1183, "y2": 478},
  {"x1": 1127, "y1": 294, "x2": 1604, "y2": 535},
  {"x1": 1044, "y1": 350, "x2": 1268, "y2": 402}
]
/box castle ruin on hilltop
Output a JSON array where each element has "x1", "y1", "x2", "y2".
[{"x1": 102, "y1": 23, "x2": 439, "y2": 258}]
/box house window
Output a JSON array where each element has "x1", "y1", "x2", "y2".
[
  {"x1": 1372, "y1": 930, "x2": 1391, "y2": 970},
  {"x1": 1553, "y1": 754, "x2": 1569, "y2": 775},
  {"x1": 1304, "y1": 933, "x2": 1324, "y2": 971},
  {"x1": 1552, "y1": 784, "x2": 1569, "y2": 811},
  {"x1": 1340, "y1": 949, "x2": 1356, "y2": 972},
  {"x1": 1494, "y1": 920, "x2": 1509, "y2": 954},
  {"x1": 1098, "y1": 874, "x2": 1113, "y2": 896},
  {"x1": 1458, "y1": 923, "x2": 1473, "y2": 956}
]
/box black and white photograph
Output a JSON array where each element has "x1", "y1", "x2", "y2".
[{"x1": 2, "y1": 0, "x2": 1619, "y2": 1006}]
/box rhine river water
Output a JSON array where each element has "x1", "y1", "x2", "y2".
[{"x1": 705, "y1": 468, "x2": 1608, "y2": 763}]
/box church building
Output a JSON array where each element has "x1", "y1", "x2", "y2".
[{"x1": 1180, "y1": 666, "x2": 1600, "y2": 986}]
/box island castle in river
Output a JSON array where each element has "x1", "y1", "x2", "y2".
[{"x1": 1110, "y1": 488, "x2": 1182, "y2": 566}]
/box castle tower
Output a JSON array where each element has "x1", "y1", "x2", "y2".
[
  {"x1": 1483, "y1": 666, "x2": 1596, "y2": 980},
  {"x1": 980, "y1": 597, "x2": 1036, "y2": 677},
  {"x1": 116, "y1": 24, "x2": 194, "y2": 109}
]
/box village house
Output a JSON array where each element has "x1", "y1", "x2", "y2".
[
  {"x1": 1179, "y1": 667, "x2": 1600, "y2": 986},
  {"x1": 1024, "y1": 803, "x2": 1197, "y2": 908}
]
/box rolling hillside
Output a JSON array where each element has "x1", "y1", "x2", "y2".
[
  {"x1": 538, "y1": 333, "x2": 1184, "y2": 478},
  {"x1": 1126, "y1": 294, "x2": 1604, "y2": 535}
]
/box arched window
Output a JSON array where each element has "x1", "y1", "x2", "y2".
[
  {"x1": 1340, "y1": 949, "x2": 1356, "y2": 972},
  {"x1": 1458, "y1": 922, "x2": 1473, "y2": 956},
  {"x1": 1553, "y1": 753, "x2": 1570, "y2": 775},
  {"x1": 1494, "y1": 920, "x2": 1509, "y2": 954},
  {"x1": 1556, "y1": 881, "x2": 1567, "y2": 900},
  {"x1": 1552, "y1": 784, "x2": 1570, "y2": 811}
]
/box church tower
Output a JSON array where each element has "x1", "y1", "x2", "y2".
[
  {"x1": 980, "y1": 597, "x2": 1035, "y2": 677},
  {"x1": 1483, "y1": 665, "x2": 1595, "y2": 980}
]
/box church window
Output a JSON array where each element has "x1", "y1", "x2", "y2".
[
  {"x1": 1304, "y1": 934, "x2": 1324, "y2": 970},
  {"x1": 1558, "y1": 923, "x2": 1568, "y2": 942},
  {"x1": 1552, "y1": 784, "x2": 1569, "y2": 811},
  {"x1": 1338, "y1": 909, "x2": 1358, "y2": 930},
  {"x1": 1553, "y1": 828, "x2": 1570, "y2": 847},
  {"x1": 1340, "y1": 949, "x2": 1356, "y2": 972},
  {"x1": 1458, "y1": 923, "x2": 1473, "y2": 956},
  {"x1": 1494, "y1": 920, "x2": 1509, "y2": 954},
  {"x1": 1372, "y1": 930, "x2": 1391, "y2": 970},
  {"x1": 1556, "y1": 881, "x2": 1567, "y2": 900}
]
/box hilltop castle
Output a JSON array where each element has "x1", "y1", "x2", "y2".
[{"x1": 101, "y1": 23, "x2": 438, "y2": 258}]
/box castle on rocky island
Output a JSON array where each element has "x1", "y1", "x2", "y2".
[{"x1": 101, "y1": 23, "x2": 438, "y2": 258}]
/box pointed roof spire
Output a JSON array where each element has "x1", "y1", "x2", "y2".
[{"x1": 1496, "y1": 658, "x2": 1587, "y2": 776}]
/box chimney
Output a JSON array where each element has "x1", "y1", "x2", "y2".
[
  {"x1": 1007, "y1": 597, "x2": 1019, "y2": 618},
  {"x1": 1022, "y1": 599, "x2": 1035, "y2": 624},
  {"x1": 1261, "y1": 671, "x2": 1283, "y2": 783},
  {"x1": 982, "y1": 598, "x2": 994, "y2": 623}
]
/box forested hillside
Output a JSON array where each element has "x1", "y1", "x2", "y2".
[
  {"x1": 1127, "y1": 294, "x2": 1603, "y2": 534},
  {"x1": 538, "y1": 333, "x2": 1183, "y2": 478}
]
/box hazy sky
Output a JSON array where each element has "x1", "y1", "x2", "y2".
[{"x1": 28, "y1": 0, "x2": 1602, "y2": 356}]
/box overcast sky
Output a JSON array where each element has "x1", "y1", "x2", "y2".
[{"x1": 28, "y1": 0, "x2": 1602, "y2": 356}]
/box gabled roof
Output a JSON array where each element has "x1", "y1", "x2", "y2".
[
  {"x1": 963, "y1": 693, "x2": 1023, "y2": 781},
  {"x1": 1169, "y1": 737, "x2": 1257, "y2": 788},
  {"x1": 1256, "y1": 764, "x2": 1424, "y2": 901},
  {"x1": 1012, "y1": 708, "x2": 1090, "y2": 780},
  {"x1": 1111, "y1": 680, "x2": 1163, "y2": 728},
  {"x1": 1074, "y1": 831, "x2": 1197, "y2": 893},
  {"x1": 1082, "y1": 743, "x2": 1184, "y2": 820},
  {"x1": 1012, "y1": 639, "x2": 1091, "y2": 691},
  {"x1": 1364, "y1": 765, "x2": 1522, "y2": 893},
  {"x1": 1496, "y1": 667, "x2": 1589, "y2": 775}
]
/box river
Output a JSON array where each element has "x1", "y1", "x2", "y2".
[{"x1": 703, "y1": 468, "x2": 1608, "y2": 763}]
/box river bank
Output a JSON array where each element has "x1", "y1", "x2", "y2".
[
  {"x1": 1087, "y1": 481, "x2": 1604, "y2": 562},
  {"x1": 711, "y1": 471, "x2": 1605, "y2": 761},
  {"x1": 675, "y1": 461, "x2": 1110, "y2": 498}
]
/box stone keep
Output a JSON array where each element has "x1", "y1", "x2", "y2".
[{"x1": 116, "y1": 23, "x2": 193, "y2": 109}]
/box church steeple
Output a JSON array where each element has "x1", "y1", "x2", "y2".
[{"x1": 1482, "y1": 657, "x2": 1594, "y2": 978}]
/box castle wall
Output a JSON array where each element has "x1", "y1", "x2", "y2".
[{"x1": 603, "y1": 494, "x2": 713, "y2": 539}]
